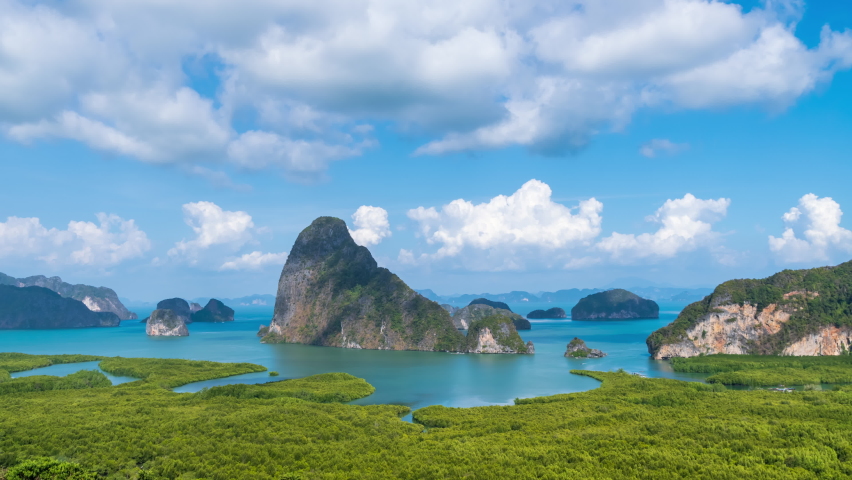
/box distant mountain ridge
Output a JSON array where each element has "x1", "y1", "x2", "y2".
[
  {"x1": 0, "y1": 272, "x2": 136, "y2": 320},
  {"x1": 418, "y1": 286, "x2": 712, "y2": 306}
]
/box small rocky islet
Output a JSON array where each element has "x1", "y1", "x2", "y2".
[
  {"x1": 144, "y1": 297, "x2": 235, "y2": 336},
  {"x1": 564, "y1": 338, "x2": 606, "y2": 358}
]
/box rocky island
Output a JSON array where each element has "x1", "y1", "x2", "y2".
[
  {"x1": 467, "y1": 314, "x2": 534, "y2": 354},
  {"x1": 647, "y1": 260, "x2": 852, "y2": 359},
  {"x1": 564, "y1": 337, "x2": 606, "y2": 358},
  {"x1": 0, "y1": 272, "x2": 136, "y2": 320},
  {"x1": 571, "y1": 289, "x2": 659, "y2": 320},
  {"x1": 452, "y1": 303, "x2": 530, "y2": 330},
  {"x1": 0, "y1": 285, "x2": 120, "y2": 329},
  {"x1": 191, "y1": 299, "x2": 235, "y2": 323},
  {"x1": 262, "y1": 216, "x2": 532, "y2": 354},
  {"x1": 146, "y1": 309, "x2": 189, "y2": 336},
  {"x1": 527, "y1": 307, "x2": 567, "y2": 319}
]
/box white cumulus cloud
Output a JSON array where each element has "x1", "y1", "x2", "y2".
[
  {"x1": 0, "y1": 213, "x2": 150, "y2": 267},
  {"x1": 348, "y1": 206, "x2": 392, "y2": 247},
  {"x1": 1, "y1": 0, "x2": 850, "y2": 178},
  {"x1": 597, "y1": 194, "x2": 731, "y2": 261},
  {"x1": 168, "y1": 201, "x2": 255, "y2": 261},
  {"x1": 406, "y1": 179, "x2": 603, "y2": 265},
  {"x1": 220, "y1": 251, "x2": 288, "y2": 271},
  {"x1": 769, "y1": 194, "x2": 852, "y2": 263}
]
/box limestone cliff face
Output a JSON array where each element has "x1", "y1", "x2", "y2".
[
  {"x1": 782, "y1": 326, "x2": 852, "y2": 356},
  {"x1": 265, "y1": 217, "x2": 466, "y2": 352},
  {"x1": 146, "y1": 309, "x2": 189, "y2": 336},
  {"x1": 647, "y1": 260, "x2": 852, "y2": 358},
  {"x1": 466, "y1": 315, "x2": 533, "y2": 354},
  {"x1": 452, "y1": 304, "x2": 530, "y2": 330},
  {"x1": 652, "y1": 303, "x2": 795, "y2": 359}
]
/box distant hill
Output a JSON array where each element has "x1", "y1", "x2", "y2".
[
  {"x1": 0, "y1": 285, "x2": 120, "y2": 329},
  {"x1": 417, "y1": 287, "x2": 711, "y2": 307},
  {"x1": 191, "y1": 294, "x2": 276, "y2": 307},
  {"x1": 0, "y1": 272, "x2": 136, "y2": 320}
]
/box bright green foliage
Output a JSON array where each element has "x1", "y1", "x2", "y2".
[
  {"x1": 671, "y1": 354, "x2": 852, "y2": 386},
  {"x1": 197, "y1": 373, "x2": 375, "y2": 403},
  {"x1": 0, "y1": 353, "x2": 103, "y2": 373},
  {"x1": 0, "y1": 370, "x2": 111, "y2": 395},
  {"x1": 648, "y1": 260, "x2": 852, "y2": 355},
  {"x1": 466, "y1": 314, "x2": 529, "y2": 353},
  {"x1": 572, "y1": 289, "x2": 659, "y2": 320},
  {"x1": 7, "y1": 355, "x2": 852, "y2": 478},
  {"x1": 98, "y1": 357, "x2": 267, "y2": 389},
  {"x1": 5, "y1": 457, "x2": 97, "y2": 480},
  {"x1": 269, "y1": 371, "x2": 279, "y2": 376}
]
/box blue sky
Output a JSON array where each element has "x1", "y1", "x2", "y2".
[{"x1": 1, "y1": 0, "x2": 851, "y2": 300}]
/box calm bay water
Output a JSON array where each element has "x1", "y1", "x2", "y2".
[{"x1": 0, "y1": 302, "x2": 706, "y2": 413}]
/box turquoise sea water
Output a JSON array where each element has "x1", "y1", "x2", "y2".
[{"x1": 0, "y1": 302, "x2": 706, "y2": 413}]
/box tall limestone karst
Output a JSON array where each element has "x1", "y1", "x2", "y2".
[
  {"x1": 264, "y1": 217, "x2": 466, "y2": 351},
  {"x1": 647, "y1": 260, "x2": 852, "y2": 359},
  {"x1": 263, "y1": 217, "x2": 532, "y2": 353}
]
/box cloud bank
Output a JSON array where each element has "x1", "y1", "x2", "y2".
[
  {"x1": 0, "y1": 213, "x2": 150, "y2": 267},
  {"x1": 1, "y1": 0, "x2": 850, "y2": 181}
]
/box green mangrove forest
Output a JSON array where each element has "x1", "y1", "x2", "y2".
[{"x1": 2, "y1": 353, "x2": 852, "y2": 479}]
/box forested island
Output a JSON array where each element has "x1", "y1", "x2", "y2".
[
  {"x1": 647, "y1": 259, "x2": 852, "y2": 359},
  {"x1": 571, "y1": 289, "x2": 659, "y2": 320},
  {"x1": 1, "y1": 352, "x2": 851, "y2": 478}
]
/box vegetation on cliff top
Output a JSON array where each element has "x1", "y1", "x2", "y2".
[
  {"x1": 468, "y1": 298, "x2": 512, "y2": 312},
  {"x1": 571, "y1": 289, "x2": 659, "y2": 320},
  {"x1": 647, "y1": 260, "x2": 852, "y2": 356},
  {"x1": 4, "y1": 355, "x2": 852, "y2": 478}
]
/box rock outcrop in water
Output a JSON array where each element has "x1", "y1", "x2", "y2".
[
  {"x1": 0, "y1": 285, "x2": 120, "y2": 329},
  {"x1": 0, "y1": 272, "x2": 136, "y2": 320},
  {"x1": 564, "y1": 338, "x2": 606, "y2": 358},
  {"x1": 466, "y1": 314, "x2": 534, "y2": 354},
  {"x1": 647, "y1": 260, "x2": 852, "y2": 358},
  {"x1": 191, "y1": 299, "x2": 234, "y2": 323},
  {"x1": 527, "y1": 307, "x2": 567, "y2": 319},
  {"x1": 452, "y1": 304, "x2": 530, "y2": 330},
  {"x1": 146, "y1": 309, "x2": 189, "y2": 336},
  {"x1": 264, "y1": 217, "x2": 467, "y2": 352},
  {"x1": 572, "y1": 289, "x2": 659, "y2": 320}
]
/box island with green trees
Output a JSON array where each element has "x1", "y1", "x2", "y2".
[
  {"x1": 647, "y1": 260, "x2": 852, "y2": 359},
  {"x1": 571, "y1": 289, "x2": 659, "y2": 320}
]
